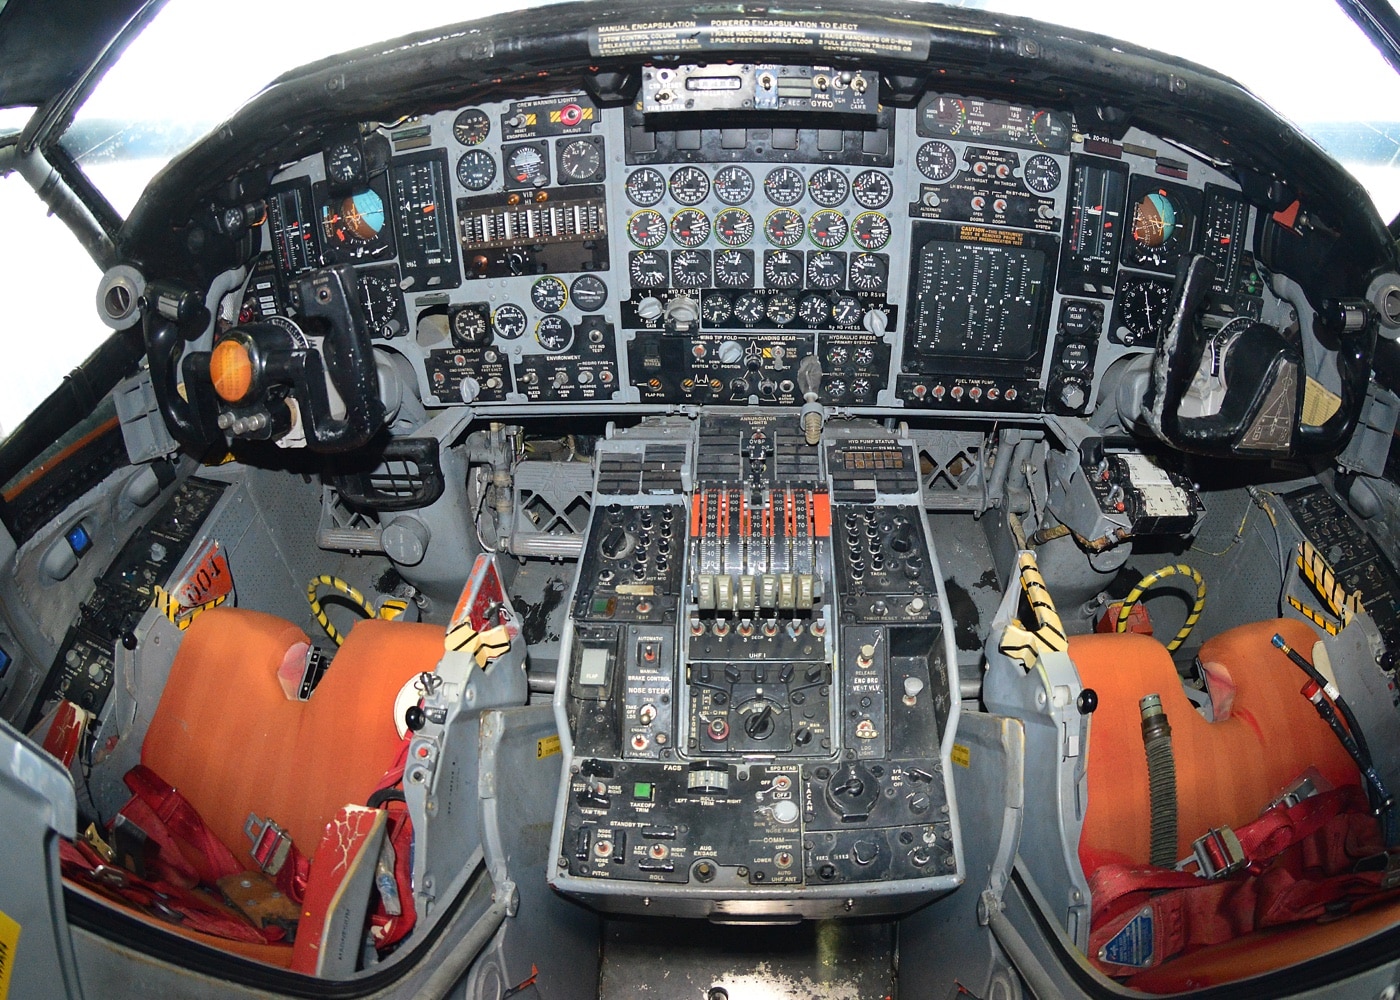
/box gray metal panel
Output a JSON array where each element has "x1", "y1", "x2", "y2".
[
  {"x1": 0, "y1": 719, "x2": 85, "y2": 1000},
  {"x1": 897, "y1": 711, "x2": 1025, "y2": 1000}
]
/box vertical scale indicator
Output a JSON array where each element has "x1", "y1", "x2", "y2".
[
  {"x1": 389, "y1": 149, "x2": 462, "y2": 289},
  {"x1": 266, "y1": 179, "x2": 321, "y2": 280},
  {"x1": 1057, "y1": 156, "x2": 1129, "y2": 297}
]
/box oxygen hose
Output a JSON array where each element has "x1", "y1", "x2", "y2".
[
  {"x1": 1140, "y1": 694, "x2": 1180, "y2": 868},
  {"x1": 1273, "y1": 633, "x2": 1396, "y2": 845}
]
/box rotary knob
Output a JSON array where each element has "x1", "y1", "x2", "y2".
[{"x1": 1059, "y1": 382, "x2": 1087, "y2": 410}]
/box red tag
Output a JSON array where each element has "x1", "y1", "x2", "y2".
[{"x1": 171, "y1": 540, "x2": 234, "y2": 608}]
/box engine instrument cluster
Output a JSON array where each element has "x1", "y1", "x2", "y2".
[{"x1": 239, "y1": 64, "x2": 1264, "y2": 422}]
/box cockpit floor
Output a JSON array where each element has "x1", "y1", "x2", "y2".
[{"x1": 598, "y1": 917, "x2": 895, "y2": 1000}]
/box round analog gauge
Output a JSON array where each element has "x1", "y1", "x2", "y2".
[
  {"x1": 456, "y1": 150, "x2": 496, "y2": 191},
  {"x1": 1127, "y1": 189, "x2": 1192, "y2": 270},
  {"x1": 799, "y1": 293, "x2": 830, "y2": 327},
  {"x1": 452, "y1": 108, "x2": 491, "y2": 146},
  {"x1": 530, "y1": 275, "x2": 568, "y2": 313},
  {"x1": 917, "y1": 141, "x2": 959, "y2": 182},
  {"x1": 669, "y1": 165, "x2": 710, "y2": 206},
  {"x1": 764, "y1": 208, "x2": 804, "y2": 248},
  {"x1": 702, "y1": 294, "x2": 733, "y2": 325},
  {"x1": 714, "y1": 208, "x2": 754, "y2": 246},
  {"x1": 569, "y1": 274, "x2": 608, "y2": 312},
  {"x1": 808, "y1": 167, "x2": 850, "y2": 208},
  {"x1": 628, "y1": 250, "x2": 668, "y2": 289},
  {"x1": 764, "y1": 166, "x2": 806, "y2": 206},
  {"x1": 850, "y1": 377, "x2": 874, "y2": 400},
  {"x1": 625, "y1": 168, "x2": 666, "y2": 207},
  {"x1": 827, "y1": 378, "x2": 848, "y2": 399},
  {"x1": 493, "y1": 303, "x2": 528, "y2": 339},
  {"x1": 1030, "y1": 110, "x2": 1069, "y2": 149},
  {"x1": 766, "y1": 292, "x2": 797, "y2": 326},
  {"x1": 853, "y1": 345, "x2": 875, "y2": 366},
  {"x1": 832, "y1": 295, "x2": 863, "y2": 326},
  {"x1": 806, "y1": 251, "x2": 845, "y2": 289},
  {"x1": 931, "y1": 96, "x2": 968, "y2": 134},
  {"x1": 808, "y1": 210, "x2": 849, "y2": 249},
  {"x1": 714, "y1": 165, "x2": 755, "y2": 205},
  {"x1": 733, "y1": 293, "x2": 765, "y2": 325},
  {"x1": 358, "y1": 270, "x2": 403, "y2": 338},
  {"x1": 671, "y1": 249, "x2": 710, "y2": 288},
  {"x1": 1119, "y1": 278, "x2": 1172, "y2": 344},
  {"x1": 325, "y1": 142, "x2": 364, "y2": 187},
  {"x1": 1023, "y1": 154, "x2": 1062, "y2": 194},
  {"x1": 627, "y1": 210, "x2": 668, "y2": 248},
  {"x1": 852, "y1": 212, "x2": 892, "y2": 251},
  {"x1": 559, "y1": 139, "x2": 602, "y2": 182},
  {"x1": 451, "y1": 305, "x2": 488, "y2": 346},
  {"x1": 849, "y1": 253, "x2": 889, "y2": 293},
  {"x1": 671, "y1": 209, "x2": 710, "y2": 247},
  {"x1": 713, "y1": 249, "x2": 754, "y2": 288},
  {"x1": 536, "y1": 314, "x2": 573, "y2": 352},
  {"x1": 828, "y1": 345, "x2": 850, "y2": 365},
  {"x1": 763, "y1": 250, "x2": 803, "y2": 289},
  {"x1": 505, "y1": 144, "x2": 548, "y2": 187},
  {"x1": 852, "y1": 170, "x2": 893, "y2": 210}
]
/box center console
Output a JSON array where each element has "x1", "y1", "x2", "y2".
[{"x1": 549, "y1": 411, "x2": 963, "y2": 917}]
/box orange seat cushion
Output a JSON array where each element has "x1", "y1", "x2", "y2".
[
  {"x1": 1073, "y1": 618, "x2": 1360, "y2": 876},
  {"x1": 142, "y1": 607, "x2": 444, "y2": 864}
]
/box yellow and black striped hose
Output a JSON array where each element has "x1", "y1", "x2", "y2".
[
  {"x1": 1115, "y1": 563, "x2": 1207, "y2": 653},
  {"x1": 306, "y1": 574, "x2": 376, "y2": 647}
]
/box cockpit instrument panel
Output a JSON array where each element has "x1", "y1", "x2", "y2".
[{"x1": 238, "y1": 65, "x2": 1261, "y2": 423}]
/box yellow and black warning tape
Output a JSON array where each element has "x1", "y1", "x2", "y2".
[
  {"x1": 443, "y1": 618, "x2": 512, "y2": 668},
  {"x1": 1116, "y1": 563, "x2": 1206, "y2": 653},
  {"x1": 1296, "y1": 541, "x2": 1362, "y2": 627},
  {"x1": 306, "y1": 574, "x2": 376, "y2": 647},
  {"x1": 1285, "y1": 596, "x2": 1342, "y2": 636},
  {"x1": 151, "y1": 585, "x2": 228, "y2": 631},
  {"x1": 999, "y1": 551, "x2": 1069, "y2": 668}
]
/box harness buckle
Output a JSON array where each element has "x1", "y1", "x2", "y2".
[
  {"x1": 1181, "y1": 826, "x2": 1247, "y2": 878},
  {"x1": 244, "y1": 813, "x2": 293, "y2": 875}
]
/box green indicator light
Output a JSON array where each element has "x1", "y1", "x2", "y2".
[{"x1": 633, "y1": 782, "x2": 653, "y2": 800}]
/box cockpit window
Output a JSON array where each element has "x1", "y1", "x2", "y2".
[
  {"x1": 965, "y1": 0, "x2": 1400, "y2": 220},
  {"x1": 57, "y1": 1, "x2": 1400, "y2": 222},
  {"x1": 0, "y1": 173, "x2": 103, "y2": 438},
  {"x1": 61, "y1": 0, "x2": 557, "y2": 217},
  {"x1": 0, "y1": 107, "x2": 32, "y2": 138}
]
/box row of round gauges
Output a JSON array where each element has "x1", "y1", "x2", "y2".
[
  {"x1": 454, "y1": 137, "x2": 603, "y2": 191},
  {"x1": 915, "y1": 141, "x2": 1063, "y2": 194},
  {"x1": 697, "y1": 289, "x2": 873, "y2": 329},
  {"x1": 699, "y1": 290, "x2": 874, "y2": 328},
  {"x1": 627, "y1": 208, "x2": 891, "y2": 250},
  {"x1": 453, "y1": 302, "x2": 600, "y2": 352},
  {"x1": 624, "y1": 165, "x2": 893, "y2": 210},
  {"x1": 628, "y1": 248, "x2": 889, "y2": 292}
]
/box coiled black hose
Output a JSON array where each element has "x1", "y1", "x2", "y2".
[{"x1": 1141, "y1": 694, "x2": 1179, "y2": 868}]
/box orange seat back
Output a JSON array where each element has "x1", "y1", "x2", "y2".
[
  {"x1": 1073, "y1": 618, "x2": 1360, "y2": 876},
  {"x1": 142, "y1": 607, "x2": 444, "y2": 863}
]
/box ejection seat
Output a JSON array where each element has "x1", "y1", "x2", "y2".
[
  {"x1": 62, "y1": 607, "x2": 444, "y2": 970},
  {"x1": 1070, "y1": 618, "x2": 1393, "y2": 989},
  {"x1": 985, "y1": 558, "x2": 1400, "y2": 992}
]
